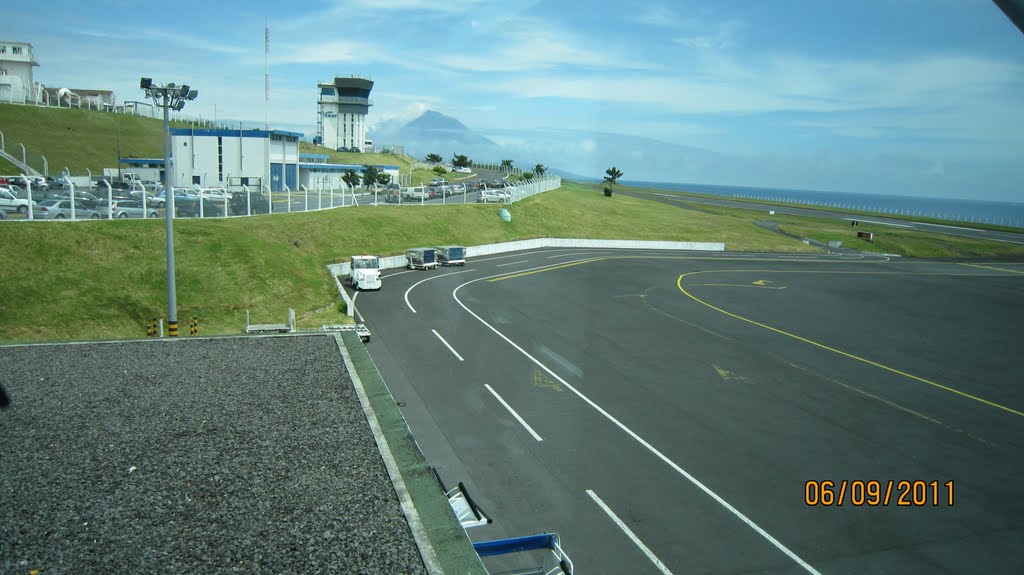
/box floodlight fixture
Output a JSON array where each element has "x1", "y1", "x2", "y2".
[
  {"x1": 187, "y1": 90, "x2": 198, "y2": 100},
  {"x1": 140, "y1": 77, "x2": 152, "y2": 89},
  {"x1": 178, "y1": 84, "x2": 190, "y2": 98}
]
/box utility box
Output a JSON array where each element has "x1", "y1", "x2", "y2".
[
  {"x1": 406, "y1": 247, "x2": 438, "y2": 270},
  {"x1": 857, "y1": 231, "x2": 874, "y2": 241}
]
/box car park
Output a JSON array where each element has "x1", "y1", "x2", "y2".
[{"x1": 34, "y1": 199, "x2": 101, "y2": 219}]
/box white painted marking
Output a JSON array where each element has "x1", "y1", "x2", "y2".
[
  {"x1": 496, "y1": 260, "x2": 529, "y2": 267},
  {"x1": 587, "y1": 490, "x2": 674, "y2": 575},
  {"x1": 404, "y1": 268, "x2": 477, "y2": 313},
  {"x1": 841, "y1": 218, "x2": 913, "y2": 228},
  {"x1": 484, "y1": 384, "x2": 543, "y2": 442},
  {"x1": 547, "y1": 251, "x2": 612, "y2": 259},
  {"x1": 431, "y1": 329, "x2": 464, "y2": 362},
  {"x1": 383, "y1": 269, "x2": 416, "y2": 278},
  {"x1": 351, "y1": 291, "x2": 363, "y2": 322},
  {"x1": 452, "y1": 274, "x2": 822, "y2": 575}
]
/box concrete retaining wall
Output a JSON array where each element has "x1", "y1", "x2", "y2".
[{"x1": 328, "y1": 238, "x2": 724, "y2": 278}]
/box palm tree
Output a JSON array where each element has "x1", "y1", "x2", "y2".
[
  {"x1": 425, "y1": 153, "x2": 443, "y2": 164},
  {"x1": 342, "y1": 169, "x2": 361, "y2": 190},
  {"x1": 534, "y1": 164, "x2": 547, "y2": 176},
  {"x1": 603, "y1": 166, "x2": 623, "y2": 197},
  {"x1": 362, "y1": 165, "x2": 380, "y2": 190},
  {"x1": 452, "y1": 154, "x2": 471, "y2": 168},
  {"x1": 500, "y1": 159, "x2": 514, "y2": 173}
]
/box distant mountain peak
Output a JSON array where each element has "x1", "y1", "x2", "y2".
[{"x1": 405, "y1": 110, "x2": 469, "y2": 132}]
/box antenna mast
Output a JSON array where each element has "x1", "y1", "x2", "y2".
[{"x1": 264, "y1": 18, "x2": 270, "y2": 130}]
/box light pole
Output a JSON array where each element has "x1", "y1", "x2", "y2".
[{"x1": 141, "y1": 77, "x2": 198, "y2": 337}]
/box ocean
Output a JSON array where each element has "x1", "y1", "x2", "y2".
[{"x1": 625, "y1": 181, "x2": 1024, "y2": 229}]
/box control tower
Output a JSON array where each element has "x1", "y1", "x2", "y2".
[{"x1": 317, "y1": 76, "x2": 373, "y2": 152}]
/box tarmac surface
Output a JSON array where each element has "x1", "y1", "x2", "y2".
[
  {"x1": 353, "y1": 248, "x2": 1024, "y2": 574},
  {"x1": 0, "y1": 335, "x2": 428, "y2": 574}
]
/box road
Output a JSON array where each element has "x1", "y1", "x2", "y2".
[
  {"x1": 351, "y1": 248, "x2": 1024, "y2": 574},
  {"x1": 618, "y1": 188, "x2": 1024, "y2": 246}
]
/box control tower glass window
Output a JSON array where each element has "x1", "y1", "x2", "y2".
[{"x1": 321, "y1": 87, "x2": 336, "y2": 96}]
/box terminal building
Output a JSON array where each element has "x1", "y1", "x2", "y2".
[
  {"x1": 170, "y1": 128, "x2": 302, "y2": 191},
  {"x1": 316, "y1": 76, "x2": 373, "y2": 152},
  {"x1": 117, "y1": 128, "x2": 399, "y2": 193}
]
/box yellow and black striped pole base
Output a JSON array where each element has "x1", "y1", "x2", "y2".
[
  {"x1": 189, "y1": 317, "x2": 199, "y2": 336},
  {"x1": 168, "y1": 320, "x2": 179, "y2": 337},
  {"x1": 147, "y1": 318, "x2": 157, "y2": 338}
]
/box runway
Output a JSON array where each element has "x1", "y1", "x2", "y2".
[{"x1": 353, "y1": 248, "x2": 1024, "y2": 574}]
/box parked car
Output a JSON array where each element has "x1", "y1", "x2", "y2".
[
  {"x1": 198, "y1": 188, "x2": 233, "y2": 201},
  {"x1": 129, "y1": 190, "x2": 166, "y2": 207},
  {"x1": 5, "y1": 175, "x2": 46, "y2": 190},
  {"x1": 97, "y1": 199, "x2": 161, "y2": 219},
  {"x1": 454, "y1": 167, "x2": 472, "y2": 174},
  {"x1": 0, "y1": 188, "x2": 36, "y2": 214},
  {"x1": 34, "y1": 200, "x2": 101, "y2": 219},
  {"x1": 176, "y1": 196, "x2": 228, "y2": 217},
  {"x1": 45, "y1": 176, "x2": 66, "y2": 189},
  {"x1": 60, "y1": 191, "x2": 101, "y2": 209},
  {"x1": 478, "y1": 190, "x2": 511, "y2": 204}
]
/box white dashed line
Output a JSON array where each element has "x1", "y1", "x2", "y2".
[
  {"x1": 484, "y1": 384, "x2": 543, "y2": 441},
  {"x1": 587, "y1": 490, "x2": 674, "y2": 575},
  {"x1": 431, "y1": 329, "x2": 464, "y2": 362}
]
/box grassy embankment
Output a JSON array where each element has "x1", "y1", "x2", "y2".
[
  {"x1": 1, "y1": 182, "x2": 822, "y2": 343},
  {"x1": 3, "y1": 104, "x2": 1023, "y2": 344}
]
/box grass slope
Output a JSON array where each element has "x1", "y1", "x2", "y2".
[
  {"x1": 0, "y1": 182, "x2": 818, "y2": 343},
  {"x1": 0, "y1": 103, "x2": 165, "y2": 173}
]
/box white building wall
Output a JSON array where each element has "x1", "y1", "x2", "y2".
[
  {"x1": 170, "y1": 130, "x2": 297, "y2": 189},
  {"x1": 0, "y1": 41, "x2": 37, "y2": 104}
]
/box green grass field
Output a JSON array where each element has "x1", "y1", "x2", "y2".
[
  {"x1": 3, "y1": 106, "x2": 1023, "y2": 344},
  {"x1": 0, "y1": 182, "x2": 816, "y2": 343}
]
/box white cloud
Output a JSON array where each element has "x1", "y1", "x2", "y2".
[
  {"x1": 434, "y1": 21, "x2": 653, "y2": 73},
  {"x1": 673, "y1": 20, "x2": 746, "y2": 50}
]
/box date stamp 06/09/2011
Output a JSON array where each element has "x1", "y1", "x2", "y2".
[{"x1": 804, "y1": 480, "x2": 954, "y2": 507}]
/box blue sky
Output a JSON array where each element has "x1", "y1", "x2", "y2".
[{"x1": 7, "y1": 0, "x2": 1024, "y2": 200}]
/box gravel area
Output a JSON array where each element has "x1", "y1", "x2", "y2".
[{"x1": 0, "y1": 335, "x2": 426, "y2": 574}]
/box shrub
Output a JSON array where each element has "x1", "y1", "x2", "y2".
[{"x1": 604, "y1": 187, "x2": 613, "y2": 197}]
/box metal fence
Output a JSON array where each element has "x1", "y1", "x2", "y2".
[{"x1": 1, "y1": 173, "x2": 562, "y2": 221}]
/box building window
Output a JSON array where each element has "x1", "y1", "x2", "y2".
[
  {"x1": 0, "y1": 46, "x2": 6, "y2": 54},
  {"x1": 12, "y1": 47, "x2": 22, "y2": 55}
]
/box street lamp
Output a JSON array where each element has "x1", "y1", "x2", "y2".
[{"x1": 141, "y1": 77, "x2": 198, "y2": 337}]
